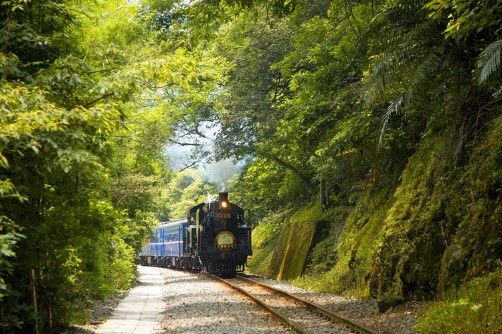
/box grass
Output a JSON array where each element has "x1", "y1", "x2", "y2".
[{"x1": 415, "y1": 268, "x2": 502, "y2": 334}]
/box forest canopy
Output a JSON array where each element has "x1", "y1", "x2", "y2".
[{"x1": 1, "y1": 0, "x2": 500, "y2": 332}]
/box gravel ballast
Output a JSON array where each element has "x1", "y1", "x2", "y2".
[
  {"x1": 161, "y1": 269, "x2": 426, "y2": 333},
  {"x1": 160, "y1": 269, "x2": 293, "y2": 333},
  {"x1": 246, "y1": 275, "x2": 428, "y2": 334},
  {"x1": 68, "y1": 266, "x2": 427, "y2": 333}
]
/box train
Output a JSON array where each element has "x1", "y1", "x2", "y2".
[{"x1": 139, "y1": 192, "x2": 252, "y2": 277}]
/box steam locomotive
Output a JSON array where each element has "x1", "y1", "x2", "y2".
[{"x1": 139, "y1": 192, "x2": 252, "y2": 277}]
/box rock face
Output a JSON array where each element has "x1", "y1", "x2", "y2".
[
  {"x1": 249, "y1": 116, "x2": 502, "y2": 305},
  {"x1": 369, "y1": 118, "x2": 502, "y2": 304},
  {"x1": 271, "y1": 205, "x2": 321, "y2": 280}
]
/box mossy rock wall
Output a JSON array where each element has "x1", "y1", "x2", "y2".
[
  {"x1": 291, "y1": 184, "x2": 396, "y2": 297},
  {"x1": 369, "y1": 116, "x2": 502, "y2": 304},
  {"x1": 248, "y1": 205, "x2": 324, "y2": 280},
  {"x1": 250, "y1": 116, "x2": 501, "y2": 307},
  {"x1": 247, "y1": 212, "x2": 285, "y2": 277},
  {"x1": 368, "y1": 136, "x2": 450, "y2": 303},
  {"x1": 273, "y1": 205, "x2": 322, "y2": 280}
]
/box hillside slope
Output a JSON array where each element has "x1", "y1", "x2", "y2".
[{"x1": 248, "y1": 115, "x2": 501, "y2": 311}]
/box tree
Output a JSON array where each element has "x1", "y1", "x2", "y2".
[
  {"x1": 165, "y1": 169, "x2": 217, "y2": 219},
  {"x1": 0, "y1": 0, "x2": 178, "y2": 330}
]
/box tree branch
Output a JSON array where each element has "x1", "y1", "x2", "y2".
[
  {"x1": 83, "y1": 93, "x2": 114, "y2": 108},
  {"x1": 176, "y1": 161, "x2": 198, "y2": 172},
  {"x1": 168, "y1": 138, "x2": 203, "y2": 146},
  {"x1": 255, "y1": 149, "x2": 316, "y2": 192}
]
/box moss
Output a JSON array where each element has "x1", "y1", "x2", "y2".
[
  {"x1": 292, "y1": 186, "x2": 395, "y2": 297},
  {"x1": 367, "y1": 136, "x2": 456, "y2": 304},
  {"x1": 438, "y1": 116, "x2": 502, "y2": 291},
  {"x1": 369, "y1": 116, "x2": 502, "y2": 305},
  {"x1": 247, "y1": 211, "x2": 286, "y2": 276},
  {"x1": 415, "y1": 268, "x2": 502, "y2": 334},
  {"x1": 303, "y1": 214, "x2": 340, "y2": 276},
  {"x1": 274, "y1": 204, "x2": 322, "y2": 280},
  {"x1": 249, "y1": 117, "x2": 501, "y2": 308},
  {"x1": 248, "y1": 204, "x2": 324, "y2": 280}
]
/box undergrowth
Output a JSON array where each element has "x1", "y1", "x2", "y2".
[
  {"x1": 247, "y1": 211, "x2": 287, "y2": 276},
  {"x1": 415, "y1": 268, "x2": 502, "y2": 334},
  {"x1": 291, "y1": 188, "x2": 395, "y2": 298}
]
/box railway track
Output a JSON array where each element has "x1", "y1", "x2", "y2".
[{"x1": 212, "y1": 274, "x2": 378, "y2": 334}]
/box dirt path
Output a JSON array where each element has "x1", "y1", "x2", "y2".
[{"x1": 95, "y1": 266, "x2": 168, "y2": 334}]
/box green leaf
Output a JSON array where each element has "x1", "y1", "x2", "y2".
[
  {"x1": 0, "y1": 153, "x2": 8, "y2": 168},
  {"x1": 477, "y1": 39, "x2": 502, "y2": 83}
]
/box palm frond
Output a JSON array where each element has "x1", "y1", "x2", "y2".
[
  {"x1": 367, "y1": 0, "x2": 426, "y2": 35},
  {"x1": 370, "y1": 50, "x2": 412, "y2": 89},
  {"x1": 477, "y1": 39, "x2": 502, "y2": 83}
]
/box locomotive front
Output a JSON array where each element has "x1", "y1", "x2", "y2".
[{"x1": 187, "y1": 192, "x2": 252, "y2": 277}]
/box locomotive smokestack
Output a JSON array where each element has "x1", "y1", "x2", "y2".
[
  {"x1": 219, "y1": 192, "x2": 228, "y2": 202},
  {"x1": 219, "y1": 192, "x2": 229, "y2": 209}
]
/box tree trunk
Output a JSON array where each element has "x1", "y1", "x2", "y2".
[
  {"x1": 31, "y1": 269, "x2": 39, "y2": 334},
  {"x1": 320, "y1": 178, "x2": 329, "y2": 211}
]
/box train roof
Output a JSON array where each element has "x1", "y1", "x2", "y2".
[{"x1": 158, "y1": 219, "x2": 187, "y2": 227}]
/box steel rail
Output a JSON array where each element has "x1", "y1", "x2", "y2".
[
  {"x1": 235, "y1": 274, "x2": 379, "y2": 334},
  {"x1": 212, "y1": 275, "x2": 313, "y2": 334}
]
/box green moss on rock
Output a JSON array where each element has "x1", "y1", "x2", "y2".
[
  {"x1": 370, "y1": 116, "x2": 502, "y2": 306},
  {"x1": 415, "y1": 268, "x2": 502, "y2": 334},
  {"x1": 247, "y1": 211, "x2": 286, "y2": 276},
  {"x1": 438, "y1": 116, "x2": 502, "y2": 291},
  {"x1": 248, "y1": 204, "x2": 324, "y2": 280},
  {"x1": 249, "y1": 116, "x2": 501, "y2": 310},
  {"x1": 294, "y1": 185, "x2": 395, "y2": 296},
  {"x1": 273, "y1": 204, "x2": 322, "y2": 280}
]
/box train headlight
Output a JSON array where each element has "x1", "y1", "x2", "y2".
[
  {"x1": 215, "y1": 230, "x2": 236, "y2": 251},
  {"x1": 220, "y1": 201, "x2": 228, "y2": 209}
]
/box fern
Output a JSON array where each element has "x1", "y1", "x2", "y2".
[
  {"x1": 404, "y1": 50, "x2": 442, "y2": 107},
  {"x1": 477, "y1": 39, "x2": 502, "y2": 83},
  {"x1": 373, "y1": 60, "x2": 390, "y2": 90},
  {"x1": 379, "y1": 96, "x2": 403, "y2": 145}
]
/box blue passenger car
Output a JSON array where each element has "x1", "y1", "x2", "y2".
[
  {"x1": 139, "y1": 192, "x2": 252, "y2": 276},
  {"x1": 139, "y1": 220, "x2": 188, "y2": 266}
]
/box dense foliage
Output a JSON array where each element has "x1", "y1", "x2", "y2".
[
  {"x1": 145, "y1": 0, "x2": 500, "y2": 218},
  {"x1": 1, "y1": 0, "x2": 500, "y2": 332},
  {"x1": 0, "y1": 0, "x2": 195, "y2": 331},
  {"x1": 142, "y1": 0, "x2": 501, "y2": 330}
]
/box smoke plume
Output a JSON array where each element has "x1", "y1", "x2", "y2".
[{"x1": 202, "y1": 158, "x2": 239, "y2": 192}]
